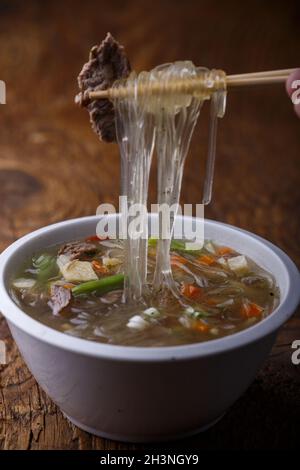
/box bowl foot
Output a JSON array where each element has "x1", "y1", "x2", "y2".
[{"x1": 63, "y1": 412, "x2": 225, "y2": 443}]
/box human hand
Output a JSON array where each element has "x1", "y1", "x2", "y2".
[{"x1": 286, "y1": 69, "x2": 300, "y2": 118}]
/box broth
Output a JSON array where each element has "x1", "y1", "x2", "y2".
[{"x1": 10, "y1": 237, "x2": 279, "y2": 347}]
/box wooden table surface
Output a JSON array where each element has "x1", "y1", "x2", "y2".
[{"x1": 0, "y1": 0, "x2": 299, "y2": 450}]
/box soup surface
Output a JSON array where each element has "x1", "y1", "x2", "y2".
[{"x1": 10, "y1": 236, "x2": 279, "y2": 346}]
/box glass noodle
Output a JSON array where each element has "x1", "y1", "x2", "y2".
[{"x1": 113, "y1": 62, "x2": 226, "y2": 303}]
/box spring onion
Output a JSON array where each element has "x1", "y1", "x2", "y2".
[
  {"x1": 33, "y1": 253, "x2": 58, "y2": 282},
  {"x1": 148, "y1": 237, "x2": 202, "y2": 254},
  {"x1": 143, "y1": 307, "x2": 160, "y2": 318},
  {"x1": 72, "y1": 273, "x2": 124, "y2": 296},
  {"x1": 185, "y1": 306, "x2": 210, "y2": 319}
]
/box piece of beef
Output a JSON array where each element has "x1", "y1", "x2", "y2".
[
  {"x1": 48, "y1": 285, "x2": 71, "y2": 316},
  {"x1": 75, "y1": 32, "x2": 131, "y2": 142},
  {"x1": 58, "y1": 241, "x2": 97, "y2": 260}
]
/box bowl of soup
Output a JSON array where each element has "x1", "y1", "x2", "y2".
[{"x1": 0, "y1": 214, "x2": 299, "y2": 442}]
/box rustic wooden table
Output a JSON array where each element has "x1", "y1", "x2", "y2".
[{"x1": 0, "y1": 0, "x2": 299, "y2": 450}]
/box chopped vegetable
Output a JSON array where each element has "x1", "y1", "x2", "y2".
[
  {"x1": 180, "y1": 311, "x2": 209, "y2": 331},
  {"x1": 149, "y1": 238, "x2": 202, "y2": 254},
  {"x1": 210, "y1": 327, "x2": 220, "y2": 335},
  {"x1": 244, "y1": 317, "x2": 258, "y2": 325},
  {"x1": 227, "y1": 255, "x2": 249, "y2": 274},
  {"x1": 33, "y1": 253, "x2": 58, "y2": 282},
  {"x1": 186, "y1": 308, "x2": 210, "y2": 319},
  {"x1": 33, "y1": 253, "x2": 53, "y2": 269},
  {"x1": 180, "y1": 283, "x2": 203, "y2": 299},
  {"x1": 198, "y1": 254, "x2": 215, "y2": 266},
  {"x1": 184, "y1": 241, "x2": 204, "y2": 251},
  {"x1": 149, "y1": 238, "x2": 185, "y2": 250},
  {"x1": 184, "y1": 306, "x2": 195, "y2": 315},
  {"x1": 13, "y1": 278, "x2": 36, "y2": 289},
  {"x1": 204, "y1": 297, "x2": 219, "y2": 306},
  {"x1": 148, "y1": 237, "x2": 158, "y2": 247},
  {"x1": 59, "y1": 259, "x2": 98, "y2": 282},
  {"x1": 143, "y1": 307, "x2": 160, "y2": 318},
  {"x1": 218, "y1": 257, "x2": 228, "y2": 267},
  {"x1": 172, "y1": 240, "x2": 204, "y2": 254},
  {"x1": 170, "y1": 240, "x2": 186, "y2": 251},
  {"x1": 100, "y1": 240, "x2": 122, "y2": 248},
  {"x1": 72, "y1": 273, "x2": 124, "y2": 296},
  {"x1": 85, "y1": 235, "x2": 101, "y2": 242},
  {"x1": 127, "y1": 315, "x2": 149, "y2": 330},
  {"x1": 92, "y1": 260, "x2": 109, "y2": 274},
  {"x1": 192, "y1": 320, "x2": 209, "y2": 333},
  {"x1": 240, "y1": 301, "x2": 263, "y2": 318},
  {"x1": 217, "y1": 299, "x2": 234, "y2": 308},
  {"x1": 178, "y1": 316, "x2": 191, "y2": 328},
  {"x1": 102, "y1": 256, "x2": 122, "y2": 268},
  {"x1": 57, "y1": 254, "x2": 71, "y2": 269},
  {"x1": 171, "y1": 254, "x2": 188, "y2": 266},
  {"x1": 204, "y1": 241, "x2": 216, "y2": 254},
  {"x1": 217, "y1": 246, "x2": 234, "y2": 256}
]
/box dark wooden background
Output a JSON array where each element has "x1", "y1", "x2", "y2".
[{"x1": 0, "y1": 0, "x2": 299, "y2": 450}]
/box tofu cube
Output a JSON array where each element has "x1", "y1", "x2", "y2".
[{"x1": 227, "y1": 255, "x2": 249, "y2": 274}]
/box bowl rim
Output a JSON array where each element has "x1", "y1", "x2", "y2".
[{"x1": 0, "y1": 215, "x2": 299, "y2": 362}]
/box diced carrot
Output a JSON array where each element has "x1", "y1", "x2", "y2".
[
  {"x1": 192, "y1": 320, "x2": 209, "y2": 333},
  {"x1": 189, "y1": 285, "x2": 202, "y2": 297},
  {"x1": 85, "y1": 235, "x2": 109, "y2": 242},
  {"x1": 198, "y1": 254, "x2": 215, "y2": 265},
  {"x1": 92, "y1": 260, "x2": 109, "y2": 274},
  {"x1": 240, "y1": 302, "x2": 263, "y2": 318},
  {"x1": 63, "y1": 283, "x2": 74, "y2": 289},
  {"x1": 180, "y1": 283, "x2": 190, "y2": 296},
  {"x1": 217, "y1": 246, "x2": 234, "y2": 256},
  {"x1": 204, "y1": 297, "x2": 219, "y2": 306},
  {"x1": 171, "y1": 254, "x2": 188, "y2": 266},
  {"x1": 85, "y1": 235, "x2": 99, "y2": 242},
  {"x1": 180, "y1": 283, "x2": 203, "y2": 299}
]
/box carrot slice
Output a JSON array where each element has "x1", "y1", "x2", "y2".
[
  {"x1": 180, "y1": 283, "x2": 203, "y2": 299},
  {"x1": 217, "y1": 246, "x2": 234, "y2": 256},
  {"x1": 92, "y1": 260, "x2": 109, "y2": 274},
  {"x1": 192, "y1": 320, "x2": 209, "y2": 333},
  {"x1": 85, "y1": 235, "x2": 100, "y2": 242},
  {"x1": 204, "y1": 297, "x2": 219, "y2": 306},
  {"x1": 85, "y1": 235, "x2": 109, "y2": 242},
  {"x1": 62, "y1": 283, "x2": 74, "y2": 289},
  {"x1": 198, "y1": 254, "x2": 215, "y2": 265},
  {"x1": 241, "y1": 302, "x2": 263, "y2": 318},
  {"x1": 171, "y1": 254, "x2": 188, "y2": 266}
]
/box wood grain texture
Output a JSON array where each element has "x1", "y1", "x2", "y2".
[{"x1": 0, "y1": 0, "x2": 299, "y2": 450}]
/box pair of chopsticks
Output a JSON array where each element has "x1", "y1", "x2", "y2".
[{"x1": 88, "y1": 68, "x2": 297, "y2": 101}]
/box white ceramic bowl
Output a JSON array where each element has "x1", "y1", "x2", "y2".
[{"x1": 0, "y1": 215, "x2": 299, "y2": 443}]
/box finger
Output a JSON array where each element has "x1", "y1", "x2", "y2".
[
  {"x1": 286, "y1": 69, "x2": 300, "y2": 97},
  {"x1": 294, "y1": 103, "x2": 300, "y2": 118}
]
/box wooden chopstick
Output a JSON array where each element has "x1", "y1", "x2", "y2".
[
  {"x1": 227, "y1": 68, "x2": 295, "y2": 80},
  {"x1": 88, "y1": 68, "x2": 297, "y2": 100},
  {"x1": 227, "y1": 68, "x2": 296, "y2": 86}
]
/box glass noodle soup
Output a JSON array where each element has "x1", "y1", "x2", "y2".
[
  {"x1": 10, "y1": 41, "x2": 280, "y2": 347},
  {"x1": 10, "y1": 237, "x2": 279, "y2": 346}
]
